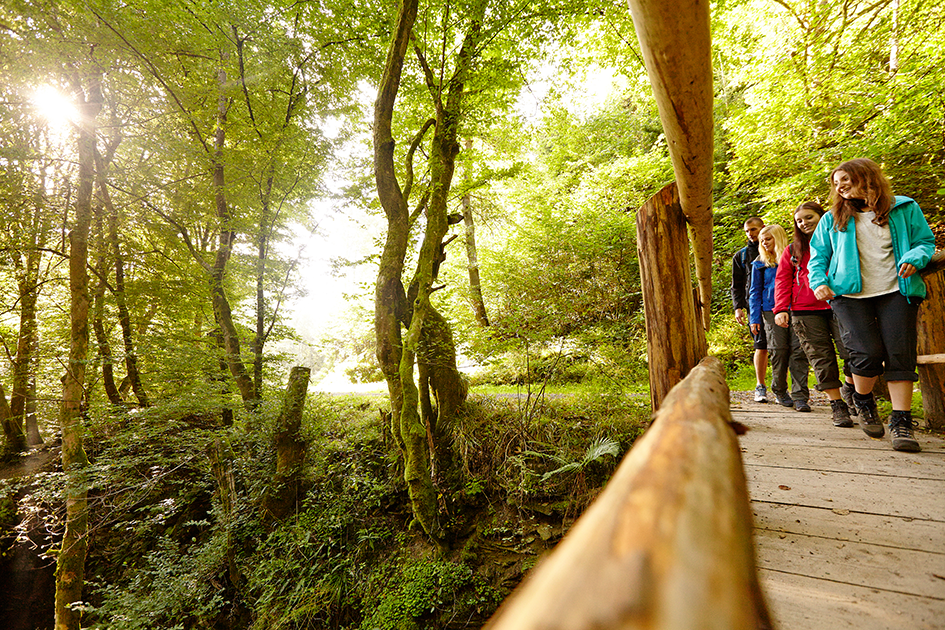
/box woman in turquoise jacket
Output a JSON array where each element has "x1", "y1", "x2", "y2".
[{"x1": 808, "y1": 158, "x2": 936, "y2": 452}]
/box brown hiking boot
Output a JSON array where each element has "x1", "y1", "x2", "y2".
[
  {"x1": 856, "y1": 397, "x2": 885, "y2": 438},
  {"x1": 830, "y1": 399, "x2": 853, "y2": 427}
]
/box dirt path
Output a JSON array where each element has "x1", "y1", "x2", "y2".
[
  {"x1": 1, "y1": 446, "x2": 59, "y2": 630},
  {"x1": 0, "y1": 446, "x2": 59, "y2": 480}
]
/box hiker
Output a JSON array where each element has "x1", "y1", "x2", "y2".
[
  {"x1": 749, "y1": 224, "x2": 810, "y2": 411},
  {"x1": 732, "y1": 216, "x2": 769, "y2": 402},
  {"x1": 774, "y1": 201, "x2": 857, "y2": 427},
  {"x1": 808, "y1": 158, "x2": 936, "y2": 451}
]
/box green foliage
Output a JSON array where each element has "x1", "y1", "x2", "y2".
[
  {"x1": 453, "y1": 393, "x2": 647, "y2": 507},
  {"x1": 90, "y1": 535, "x2": 230, "y2": 630},
  {"x1": 537, "y1": 436, "x2": 620, "y2": 484},
  {"x1": 359, "y1": 558, "x2": 501, "y2": 630}
]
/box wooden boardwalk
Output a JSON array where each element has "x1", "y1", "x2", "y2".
[{"x1": 732, "y1": 398, "x2": 945, "y2": 629}]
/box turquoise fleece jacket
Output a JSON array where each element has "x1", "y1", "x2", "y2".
[{"x1": 808, "y1": 196, "x2": 935, "y2": 300}]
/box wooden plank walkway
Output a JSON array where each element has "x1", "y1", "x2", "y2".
[{"x1": 732, "y1": 397, "x2": 945, "y2": 630}]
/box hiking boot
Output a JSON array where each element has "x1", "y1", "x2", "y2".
[
  {"x1": 888, "y1": 412, "x2": 921, "y2": 452},
  {"x1": 776, "y1": 394, "x2": 794, "y2": 408},
  {"x1": 754, "y1": 384, "x2": 767, "y2": 403},
  {"x1": 855, "y1": 395, "x2": 885, "y2": 438},
  {"x1": 840, "y1": 382, "x2": 858, "y2": 416},
  {"x1": 830, "y1": 399, "x2": 853, "y2": 427},
  {"x1": 794, "y1": 399, "x2": 811, "y2": 413}
]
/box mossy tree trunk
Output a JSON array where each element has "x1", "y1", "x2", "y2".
[
  {"x1": 373, "y1": 0, "x2": 475, "y2": 542},
  {"x1": 55, "y1": 67, "x2": 101, "y2": 630},
  {"x1": 8, "y1": 175, "x2": 50, "y2": 449},
  {"x1": 264, "y1": 366, "x2": 310, "y2": 523},
  {"x1": 0, "y1": 382, "x2": 24, "y2": 457}
]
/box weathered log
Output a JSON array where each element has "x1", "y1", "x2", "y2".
[
  {"x1": 484, "y1": 357, "x2": 772, "y2": 630},
  {"x1": 264, "y1": 366, "x2": 311, "y2": 523},
  {"x1": 626, "y1": 0, "x2": 714, "y2": 330},
  {"x1": 636, "y1": 182, "x2": 707, "y2": 410},
  {"x1": 917, "y1": 252, "x2": 945, "y2": 429}
]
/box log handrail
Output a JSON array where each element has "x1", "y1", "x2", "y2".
[{"x1": 484, "y1": 356, "x2": 772, "y2": 630}]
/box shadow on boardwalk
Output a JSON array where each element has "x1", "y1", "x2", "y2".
[{"x1": 732, "y1": 396, "x2": 945, "y2": 630}]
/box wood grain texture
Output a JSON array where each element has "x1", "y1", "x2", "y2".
[
  {"x1": 635, "y1": 182, "x2": 707, "y2": 410},
  {"x1": 734, "y1": 399, "x2": 945, "y2": 629},
  {"x1": 917, "y1": 263, "x2": 945, "y2": 429},
  {"x1": 485, "y1": 357, "x2": 771, "y2": 630},
  {"x1": 625, "y1": 0, "x2": 714, "y2": 329}
]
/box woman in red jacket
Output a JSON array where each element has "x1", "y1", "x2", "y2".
[{"x1": 774, "y1": 201, "x2": 857, "y2": 427}]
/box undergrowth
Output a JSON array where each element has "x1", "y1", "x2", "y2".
[{"x1": 8, "y1": 378, "x2": 650, "y2": 630}]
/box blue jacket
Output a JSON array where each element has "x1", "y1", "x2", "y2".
[
  {"x1": 808, "y1": 196, "x2": 935, "y2": 301},
  {"x1": 748, "y1": 259, "x2": 777, "y2": 325}
]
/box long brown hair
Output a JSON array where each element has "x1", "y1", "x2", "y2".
[
  {"x1": 828, "y1": 158, "x2": 893, "y2": 231},
  {"x1": 792, "y1": 201, "x2": 825, "y2": 263}
]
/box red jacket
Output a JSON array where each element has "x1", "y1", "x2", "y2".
[{"x1": 774, "y1": 245, "x2": 830, "y2": 314}]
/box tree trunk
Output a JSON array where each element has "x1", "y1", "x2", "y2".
[
  {"x1": 462, "y1": 138, "x2": 489, "y2": 326},
  {"x1": 0, "y1": 382, "x2": 26, "y2": 457},
  {"x1": 103, "y1": 177, "x2": 148, "y2": 408},
  {"x1": 636, "y1": 182, "x2": 707, "y2": 411},
  {"x1": 626, "y1": 0, "x2": 714, "y2": 330},
  {"x1": 253, "y1": 174, "x2": 275, "y2": 398},
  {"x1": 889, "y1": 0, "x2": 900, "y2": 76},
  {"x1": 211, "y1": 57, "x2": 256, "y2": 407},
  {"x1": 92, "y1": 201, "x2": 122, "y2": 406},
  {"x1": 419, "y1": 306, "x2": 468, "y2": 480},
  {"x1": 55, "y1": 69, "x2": 101, "y2": 630},
  {"x1": 208, "y1": 438, "x2": 242, "y2": 588},
  {"x1": 25, "y1": 377, "x2": 41, "y2": 446},
  {"x1": 9, "y1": 197, "x2": 49, "y2": 449},
  {"x1": 263, "y1": 366, "x2": 310, "y2": 523},
  {"x1": 92, "y1": 259, "x2": 123, "y2": 406},
  {"x1": 374, "y1": 0, "x2": 420, "y2": 452}
]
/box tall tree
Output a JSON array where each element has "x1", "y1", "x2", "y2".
[
  {"x1": 461, "y1": 138, "x2": 490, "y2": 327},
  {"x1": 56, "y1": 65, "x2": 101, "y2": 630},
  {"x1": 373, "y1": 0, "x2": 587, "y2": 539}
]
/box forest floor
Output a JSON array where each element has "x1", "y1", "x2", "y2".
[
  {"x1": 0, "y1": 444, "x2": 59, "y2": 630},
  {"x1": 0, "y1": 445, "x2": 59, "y2": 480}
]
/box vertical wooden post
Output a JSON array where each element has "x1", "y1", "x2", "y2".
[
  {"x1": 636, "y1": 182, "x2": 707, "y2": 410},
  {"x1": 626, "y1": 0, "x2": 714, "y2": 330},
  {"x1": 917, "y1": 253, "x2": 945, "y2": 430}
]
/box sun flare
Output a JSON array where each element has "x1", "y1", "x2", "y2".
[{"x1": 33, "y1": 85, "x2": 79, "y2": 129}]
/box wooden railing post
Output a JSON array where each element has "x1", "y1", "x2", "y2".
[
  {"x1": 484, "y1": 357, "x2": 772, "y2": 630},
  {"x1": 917, "y1": 250, "x2": 945, "y2": 429},
  {"x1": 636, "y1": 182, "x2": 708, "y2": 411}
]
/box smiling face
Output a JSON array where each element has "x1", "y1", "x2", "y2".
[
  {"x1": 794, "y1": 207, "x2": 821, "y2": 235},
  {"x1": 759, "y1": 231, "x2": 776, "y2": 254},
  {"x1": 832, "y1": 169, "x2": 866, "y2": 200}
]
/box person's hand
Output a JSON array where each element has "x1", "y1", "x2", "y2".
[
  {"x1": 899, "y1": 262, "x2": 917, "y2": 278},
  {"x1": 774, "y1": 312, "x2": 790, "y2": 328},
  {"x1": 735, "y1": 308, "x2": 747, "y2": 325},
  {"x1": 813, "y1": 284, "x2": 834, "y2": 301},
  {"x1": 750, "y1": 323, "x2": 761, "y2": 335}
]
